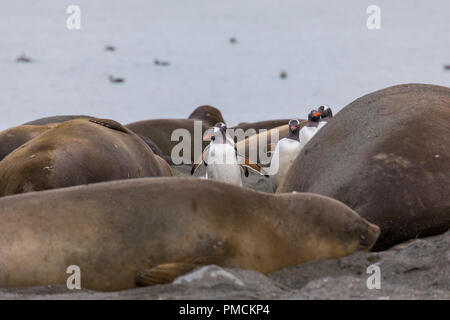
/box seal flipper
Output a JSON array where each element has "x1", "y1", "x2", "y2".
[
  {"x1": 89, "y1": 118, "x2": 128, "y2": 133},
  {"x1": 135, "y1": 262, "x2": 200, "y2": 286}
]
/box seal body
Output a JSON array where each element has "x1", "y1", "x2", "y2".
[
  {"x1": 278, "y1": 84, "x2": 450, "y2": 250},
  {"x1": 0, "y1": 124, "x2": 56, "y2": 161},
  {"x1": 188, "y1": 105, "x2": 225, "y2": 127},
  {"x1": 126, "y1": 106, "x2": 225, "y2": 163},
  {"x1": 0, "y1": 119, "x2": 171, "y2": 196},
  {"x1": 23, "y1": 115, "x2": 94, "y2": 125},
  {"x1": 0, "y1": 177, "x2": 379, "y2": 291}
]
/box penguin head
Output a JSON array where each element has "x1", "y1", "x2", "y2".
[
  {"x1": 204, "y1": 122, "x2": 228, "y2": 143},
  {"x1": 288, "y1": 119, "x2": 300, "y2": 134},
  {"x1": 318, "y1": 105, "x2": 333, "y2": 119},
  {"x1": 308, "y1": 110, "x2": 321, "y2": 122}
]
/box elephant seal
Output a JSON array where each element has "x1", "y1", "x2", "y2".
[
  {"x1": 23, "y1": 115, "x2": 94, "y2": 125},
  {"x1": 0, "y1": 118, "x2": 171, "y2": 197},
  {"x1": 0, "y1": 177, "x2": 379, "y2": 291},
  {"x1": 126, "y1": 105, "x2": 225, "y2": 162},
  {"x1": 278, "y1": 83, "x2": 450, "y2": 250},
  {"x1": 231, "y1": 119, "x2": 306, "y2": 140},
  {"x1": 234, "y1": 124, "x2": 292, "y2": 164},
  {"x1": 0, "y1": 124, "x2": 56, "y2": 161},
  {"x1": 188, "y1": 105, "x2": 225, "y2": 127}
]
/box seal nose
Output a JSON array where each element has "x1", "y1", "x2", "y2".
[{"x1": 357, "y1": 222, "x2": 381, "y2": 251}]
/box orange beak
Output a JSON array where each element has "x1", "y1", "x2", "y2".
[
  {"x1": 314, "y1": 112, "x2": 321, "y2": 117},
  {"x1": 203, "y1": 134, "x2": 213, "y2": 141}
]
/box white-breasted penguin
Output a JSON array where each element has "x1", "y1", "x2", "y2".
[
  {"x1": 318, "y1": 105, "x2": 333, "y2": 129},
  {"x1": 191, "y1": 122, "x2": 265, "y2": 186},
  {"x1": 269, "y1": 119, "x2": 302, "y2": 189},
  {"x1": 299, "y1": 109, "x2": 321, "y2": 148}
]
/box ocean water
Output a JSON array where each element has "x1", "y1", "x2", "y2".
[{"x1": 0, "y1": 0, "x2": 449, "y2": 130}]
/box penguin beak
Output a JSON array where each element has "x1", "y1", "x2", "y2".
[{"x1": 313, "y1": 112, "x2": 321, "y2": 117}]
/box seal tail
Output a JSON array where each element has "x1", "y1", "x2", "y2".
[{"x1": 135, "y1": 262, "x2": 199, "y2": 286}]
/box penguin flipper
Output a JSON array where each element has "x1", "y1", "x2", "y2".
[
  {"x1": 241, "y1": 156, "x2": 268, "y2": 177},
  {"x1": 191, "y1": 147, "x2": 210, "y2": 175},
  {"x1": 240, "y1": 165, "x2": 249, "y2": 177},
  {"x1": 135, "y1": 262, "x2": 199, "y2": 286}
]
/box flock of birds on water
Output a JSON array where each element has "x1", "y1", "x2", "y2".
[{"x1": 15, "y1": 37, "x2": 291, "y2": 83}]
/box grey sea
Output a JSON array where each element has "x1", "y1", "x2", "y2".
[{"x1": 0, "y1": 0, "x2": 449, "y2": 130}]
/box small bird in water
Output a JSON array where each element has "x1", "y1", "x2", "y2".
[
  {"x1": 16, "y1": 53, "x2": 31, "y2": 63},
  {"x1": 279, "y1": 71, "x2": 287, "y2": 79},
  {"x1": 229, "y1": 37, "x2": 237, "y2": 44},
  {"x1": 105, "y1": 45, "x2": 116, "y2": 51},
  {"x1": 108, "y1": 75, "x2": 125, "y2": 83},
  {"x1": 154, "y1": 59, "x2": 170, "y2": 66}
]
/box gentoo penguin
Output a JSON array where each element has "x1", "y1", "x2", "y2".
[
  {"x1": 299, "y1": 110, "x2": 321, "y2": 147},
  {"x1": 191, "y1": 122, "x2": 264, "y2": 186},
  {"x1": 318, "y1": 105, "x2": 333, "y2": 129},
  {"x1": 268, "y1": 119, "x2": 302, "y2": 189}
]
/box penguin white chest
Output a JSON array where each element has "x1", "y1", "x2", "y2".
[
  {"x1": 269, "y1": 138, "x2": 301, "y2": 188},
  {"x1": 206, "y1": 144, "x2": 242, "y2": 186},
  {"x1": 299, "y1": 126, "x2": 319, "y2": 147}
]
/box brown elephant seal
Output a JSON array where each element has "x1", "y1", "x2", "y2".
[
  {"x1": 231, "y1": 119, "x2": 306, "y2": 139},
  {"x1": 188, "y1": 105, "x2": 225, "y2": 127},
  {"x1": 234, "y1": 124, "x2": 295, "y2": 164},
  {"x1": 278, "y1": 83, "x2": 450, "y2": 250},
  {"x1": 0, "y1": 177, "x2": 379, "y2": 291},
  {"x1": 126, "y1": 105, "x2": 225, "y2": 163},
  {"x1": 23, "y1": 115, "x2": 94, "y2": 125},
  {"x1": 0, "y1": 118, "x2": 171, "y2": 197},
  {"x1": 0, "y1": 124, "x2": 56, "y2": 161}
]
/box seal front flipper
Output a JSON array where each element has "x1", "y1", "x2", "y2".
[
  {"x1": 135, "y1": 262, "x2": 200, "y2": 286},
  {"x1": 89, "y1": 118, "x2": 128, "y2": 133}
]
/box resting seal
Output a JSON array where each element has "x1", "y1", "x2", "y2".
[
  {"x1": 22, "y1": 115, "x2": 94, "y2": 125},
  {"x1": 0, "y1": 124, "x2": 57, "y2": 161},
  {"x1": 278, "y1": 83, "x2": 450, "y2": 250},
  {"x1": 0, "y1": 177, "x2": 379, "y2": 291},
  {"x1": 0, "y1": 118, "x2": 171, "y2": 196},
  {"x1": 126, "y1": 105, "x2": 225, "y2": 163}
]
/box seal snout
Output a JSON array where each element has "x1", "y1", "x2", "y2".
[{"x1": 358, "y1": 222, "x2": 381, "y2": 251}]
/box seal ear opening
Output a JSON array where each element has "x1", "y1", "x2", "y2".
[{"x1": 136, "y1": 262, "x2": 199, "y2": 286}]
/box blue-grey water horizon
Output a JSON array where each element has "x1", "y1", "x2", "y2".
[{"x1": 0, "y1": 0, "x2": 449, "y2": 130}]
